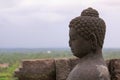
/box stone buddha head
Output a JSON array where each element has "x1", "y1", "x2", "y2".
[{"x1": 69, "y1": 7, "x2": 106, "y2": 58}]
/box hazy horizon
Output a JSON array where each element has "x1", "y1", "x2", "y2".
[{"x1": 0, "y1": 47, "x2": 120, "y2": 49}]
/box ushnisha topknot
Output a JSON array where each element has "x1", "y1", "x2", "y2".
[
  {"x1": 81, "y1": 7, "x2": 99, "y2": 17},
  {"x1": 69, "y1": 7, "x2": 106, "y2": 48}
]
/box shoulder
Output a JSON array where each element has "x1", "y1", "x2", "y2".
[{"x1": 96, "y1": 65, "x2": 110, "y2": 80}]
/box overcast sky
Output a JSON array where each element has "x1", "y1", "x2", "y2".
[{"x1": 0, "y1": 0, "x2": 120, "y2": 48}]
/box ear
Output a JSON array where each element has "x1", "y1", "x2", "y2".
[{"x1": 89, "y1": 33, "x2": 97, "y2": 51}]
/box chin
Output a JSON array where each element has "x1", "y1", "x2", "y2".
[
  {"x1": 73, "y1": 52, "x2": 86, "y2": 58},
  {"x1": 73, "y1": 53, "x2": 82, "y2": 58}
]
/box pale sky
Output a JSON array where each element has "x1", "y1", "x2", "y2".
[{"x1": 0, "y1": 0, "x2": 120, "y2": 48}]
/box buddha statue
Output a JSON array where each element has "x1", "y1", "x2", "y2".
[{"x1": 67, "y1": 8, "x2": 110, "y2": 80}]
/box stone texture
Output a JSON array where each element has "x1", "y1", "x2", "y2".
[
  {"x1": 15, "y1": 58, "x2": 120, "y2": 80},
  {"x1": 55, "y1": 58, "x2": 71, "y2": 80},
  {"x1": 67, "y1": 7, "x2": 109, "y2": 80},
  {"x1": 55, "y1": 58, "x2": 81, "y2": 80},
  {"x1": 15, "y1": 59, "x2": 56, "y2": 80},
  {"x1": 108, "y1": 59, "x2": 120, "y2": 80},
  {"x1": 69, "y1": 58, "x2": 80, "y2": 70}
]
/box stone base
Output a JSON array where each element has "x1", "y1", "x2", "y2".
[
  {"x1": 15, "y1": 59, "x2": 56, "y2": 80},
  {"x1": 15, "y1": 58, "x2": 120, "y2": 80}
]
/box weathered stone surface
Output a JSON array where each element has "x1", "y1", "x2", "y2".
[
  {"x1": 67, "y1": 7, "x2": 110, "y2": 80},
  {"x1": 69, "y1": 58, "x2": 80, "y2": 70},
  {"x1": 15, "y1": 59, "x2": 56, "y2": 80},
  {"x1": 15, "y1": 58, "x2": 120, "y2": 80},
  {"x1": 15, "y1": 58, "x2": 80, "y2": 80},
  {"x1": 55, "y1": 58, "x2": 71, "y2": 80},
  {"x1": 108, "y1": 59, "x2": 120, "y2": 80},
  {"x1": 55, "y1": 58, "x2": 80, "y2": 80}
]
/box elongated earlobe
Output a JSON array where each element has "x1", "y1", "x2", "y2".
[{"x1": 89, "y1": 33, "x2": 97, "y2": 51}]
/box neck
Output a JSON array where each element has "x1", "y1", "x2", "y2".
[{"x1": 80, "y1": 48, "x2": 104, "y2": 62}]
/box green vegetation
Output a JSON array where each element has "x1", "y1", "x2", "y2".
[
  {"x1": 0, "y1": 49, "x2": 72, "y2": 80},
  {"x1": 0, "y1": 48, "x2": 120, "y2": 80},
  {"x1": 103, "y1": 49, "x2": 120, "y2": 59},
  {"x1": 0, "y1": 63, "x2": 18, "y2": 80}
]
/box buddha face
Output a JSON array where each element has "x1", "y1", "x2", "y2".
[{"x1": 69, "y1": 28, "x2": 92, "y2": 58}]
